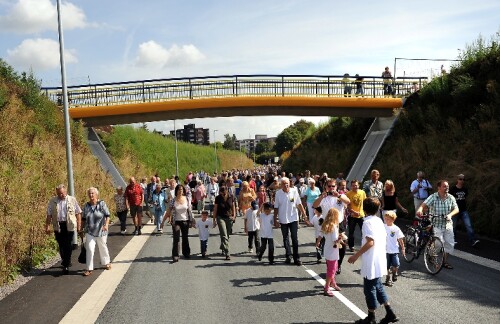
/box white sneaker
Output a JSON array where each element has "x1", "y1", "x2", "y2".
[
  {"x1": 120, "y1": 230, "x2": 126, "y2": 235},
  {"x1": 248, "y1": 248, "x2": 253, "y2": 253},
  {"x1": 158, "y1": 229, "x2": 163, "y2": 234}
]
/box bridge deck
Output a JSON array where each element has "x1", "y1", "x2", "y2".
[{"x1": 42, "y1": 74, "x2": 424, "y2": 125}]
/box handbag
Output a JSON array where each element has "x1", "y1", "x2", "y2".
[
  {"x1": 78, "y1": 237, "x2": 86, "y2": 264},
  {"x1": 78, "y1": 245, "x2": 86, "y2": 264}
]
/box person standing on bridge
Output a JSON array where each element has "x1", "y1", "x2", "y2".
[
  {"x1": 46, "y1": 184, "x2": 82, "y2": 275},
  {"x1": 274, "y1": 177, "x2": 307, "y2": 266},
  {"x1": 348, "y1": 197, "x2": 399, "y2": 324},
  {"x1": 125, "y1": 177, "x2": 144, "y2": 235},
  {"x1": 382, "y1": 67, "x2": 393, "y2": 97}
]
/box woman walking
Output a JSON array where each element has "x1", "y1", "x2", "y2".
[
  {"x1": 164, "y1": 184, "x2": 193, "y2": 262},
  {"x1": 213, "y1": 186, "x2": 236, "y2": 260},
  {"x1": 238, "y1": 181, "x2": 257, "y2": 215},
  {"x1": 381, "y1": 180, "x2": 408, "y2": 217},
  {"x1": 151, "y1": 183, "x2": 167, "y2": 234},
  {"x1": 82, "y1": 187, "x2": 112, "y2": 276},
  {"x1": 114, "y1": 186, "x2": 128, "y2": 235}
]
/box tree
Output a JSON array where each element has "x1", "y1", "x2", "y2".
[
  {"x1": 223, "y1": 133, "x2": 237, "y2": 150},
  {"x1": 274, "y1": 127, "x2": 301, "y2": 156},
  {"x1": 291, "y1": 119, "x2": 315, "y2": 138},
  {"x1": 255, "y1": 141, "x2": 271, "y2": 155}
]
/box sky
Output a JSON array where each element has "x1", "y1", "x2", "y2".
[{"x1": 1, "y1": 0, "x2": 499, "y2": 141}]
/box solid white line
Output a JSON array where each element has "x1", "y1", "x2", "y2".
[
  {"x1": 59, "y1": 224, "x2": 155, "y2": 324},
  {"x1": 452, "y1": 249, "x2": 500, "y2": 271},
  {"x1": 305, "y1": 268, "x2": 367, "y2": 319}
]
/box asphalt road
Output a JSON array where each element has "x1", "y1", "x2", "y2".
[{"x1": 1, "y1": 214, "x2": 499, "y2": 324}]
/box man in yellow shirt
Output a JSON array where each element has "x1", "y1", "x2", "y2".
[{"x1": 346, "y1": 180, "x2": 367, "y2": 252}]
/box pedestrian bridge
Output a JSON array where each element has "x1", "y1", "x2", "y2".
[{"x1": 41, "y1": 74, "x2": 425, "y2": 126}]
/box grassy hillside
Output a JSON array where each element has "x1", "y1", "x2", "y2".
[
  {"x1": 283, "y1": 33, "x2": 500, "y2": 237},
  {"x1": 99, "y1": 125, "x2": 254, "y2": 180},
  {"x1": 0, "y1": 60, "x2": 115, "y2": 284},
  {"x1": 282, "y1": 117, "x2": 373, "y2": 175}
]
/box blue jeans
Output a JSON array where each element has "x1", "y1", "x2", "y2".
[
  {"x1": 280, "y1": 221, "x2": 300, "y2": 262},
  {"x1": 452, "y1": 211, "x2": 477, "y2": 243},
  {"x1": 363, "y1": 277, "x2": 388, "y2": 310},
  {"x1": 386, "y1": 253, "x2": 400, "y2": 268},
  {"x1": 154, "y1": 209, "x2": 164, "y2": 231}
]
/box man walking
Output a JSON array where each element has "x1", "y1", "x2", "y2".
[
  {"x1": 125, "y1": 177, "x2": 144, "y2": 235},
  {"x1": 417, "y1": 180, "x2": 459, "y2": 269},
  {"x1": 410, "y1": 171, "x2": 432, "y2": 215},
  {"x1": 449, "y1": 174, "x2": 480, "y2": 247},
  {"x1": 46, "y1": 184, "x2": 82, "y2": 275},
  {"x1": 274, "y1": 177, "x2": 307, "y2": 265}
]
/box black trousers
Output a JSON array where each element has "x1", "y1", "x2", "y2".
[
  {"x1": 172, "y1": 221, "x2": 191, "y2": 257},
  {"x1": 248, "y1": 230, "x2": 261, "y2": 250},
  {"x1": 259, "y1": 238, "x2": 274, "y2": 262},
  {"x1": 348, "y1": 217, "x2": 364, "y2": 249},
  {"x1": 280, "y1": 221, "x2": 300, "y2": 262},
  {"x1": 54, "y1": 222, "x2": 74, "y2": 268}
]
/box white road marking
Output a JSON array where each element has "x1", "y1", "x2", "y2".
[
  {"x1": 305, "y1": 269, "x2": 367, "y2": 319},
  {"x1": 452, "y1": 249, "x2": 500, "y2": 271},
  {"x1": 60, "y1": 224, "x2": 155, "y2": 324}
]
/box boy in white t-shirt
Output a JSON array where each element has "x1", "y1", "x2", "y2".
[
  {"x1": 348, "y1": 198, "x2": 399, "y2": 324},
  {"x1": 312, "y1": 206, "x2": 325, "y2": 263},
  {"x1": 257, "y1": 203, "x2": 275, "y2": 264},
  {"x1": 195, "y1": 211, "x2": 215, "y2": 258},
  {"x1": 244, "y1": 201, "x2": 261, "y2": 253},
  {"x1": 384, "y1": 211, "x2": 405, "y2": 287}
]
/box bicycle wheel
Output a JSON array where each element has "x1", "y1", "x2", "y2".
[
  {"x1": 403, "y1": 229, "x2": 417, "y2": 263},
  {"x1": 424, "y1": 236, "x2": 445, "y2": 275}
]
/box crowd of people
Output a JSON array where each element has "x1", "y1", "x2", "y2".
[{"x1": 45, "y1": 166, "x2": 479, "y2": 324}]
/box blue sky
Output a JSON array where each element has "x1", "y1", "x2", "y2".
[{"x1": 1, "y1": 0, "x2": 499, "y2": 140}]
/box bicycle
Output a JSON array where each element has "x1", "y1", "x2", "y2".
[{"x1": 403, "y1": 214, "x2": 445, "y2": 275}]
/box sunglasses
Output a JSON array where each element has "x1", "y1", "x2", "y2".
[{"x1": 327, "y1": 185, "x2": 336, "y2": 188}]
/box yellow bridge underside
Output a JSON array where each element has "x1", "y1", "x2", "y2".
[{"x1": 69, "y1": 96, "x2": 402, "y2": 126}]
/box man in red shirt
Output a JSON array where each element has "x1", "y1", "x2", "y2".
[{"x1": 125, "y1": 177, "x2": 144, "y2": 235}]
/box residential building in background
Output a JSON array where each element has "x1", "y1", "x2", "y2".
[
  {"x1": 170, "y1": 123, "x2": 210, "y2": 145},
  {"x1": 236, "y1": 135, "x2": 276, "y2": 154}
]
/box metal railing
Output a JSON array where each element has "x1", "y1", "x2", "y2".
[{"x1": 41, "y1": 74, "x2": 426, "y2": 108}]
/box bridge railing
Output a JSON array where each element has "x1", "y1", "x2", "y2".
[{"x1": 41, "y1": 74, "x2": 427, "y2": 108}]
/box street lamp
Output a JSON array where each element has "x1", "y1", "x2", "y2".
[
  {"x1": 56, "y1": 0, "x2": 74, "y2": 196},
  {"x1": 173, "y1": 120, "x2": 179, "y2": 176},
  {"x1": 213, "y1": 129, "x2": 218, "y2": 174}
]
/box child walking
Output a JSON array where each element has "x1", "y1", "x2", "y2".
[
  {"x1": 257, "y1": 203, "x2": 274, "y2": 264},
  {"x1": 244, "y1": 200, "x2": 260, "y2": 253},
  {"x1": 384, "y1": 211, "x2": 405, "y2": 287},
  {"x1": 348, "y1": 197, "x2": 399, "y2": 324},
  {"x1": 316, "y1": 208, "x2": 341, "y2": 296},
  {"x1": 312, "y1": 206, "x2": 325, "y2": 263},
  {"x1": 195, "y1": 210, "x2": 215, "y2": 258}
]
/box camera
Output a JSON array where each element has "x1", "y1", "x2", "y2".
[
  {"x1": 327, "y1": 191, "x2": 333, "y2": 196},
  {"x1": 318, "y1": 218, "x2": 324, "y2": 225}
]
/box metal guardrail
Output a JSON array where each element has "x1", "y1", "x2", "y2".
[{"x1": 41, "y1": 74, "x2": 426, "y2": 108}]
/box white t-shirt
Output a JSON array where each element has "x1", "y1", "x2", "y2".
[
  {"x1": 312, "y1": 215, "x2": 323, "y2": 238},
  {"x1": 361, "y1": 215, "x2": 388, "y2": 280},
  {"x1": 245, "y1": 209, "x2": 260, "y2": 232},
  {"x1": 259, "y1": 212, "x2": 274, "y2": 239},
  {"x1": 319, "y1": 195, "x2": 347, "y2": 223},
  {"x1": 319, "y1": 227, "x2": 339, "y2": 261},
  {"x1": 274, "y1": 188, "x2": 302, "y2": 224},
  {"x1": 385, "y1": 224, "x2": 404, "y2": 254},
  {"x1": 195, "y1": 219, "x2": 213, "y2": 241}
]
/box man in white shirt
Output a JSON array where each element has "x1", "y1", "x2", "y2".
[
  {"x1": 348, "y1": 197, "x2": 399, "y2": 324},
  {"x1": 274, "y1": 177, "x2": 307, "y2": 265}
]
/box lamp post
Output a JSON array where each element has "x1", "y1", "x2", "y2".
[
  {"x1": 174, "y1": 120, "x2": 179, "y2": 176},
  {"x1": 213, "y1": 129, "x2": 218, "y2": 173},
  {"x1": 56, "y1": 0, "x2": 74, "y2": 196}
]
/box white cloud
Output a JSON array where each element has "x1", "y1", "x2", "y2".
[
  {"x1": 0, "y1": 0, "x2": 88, "y2": 34},
  {"x1": 6, "y1": 38, "x2": 77, "y2": 71},
  {"x1": 135, "y1": 41, "x2": 205, "y2": 68}
]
